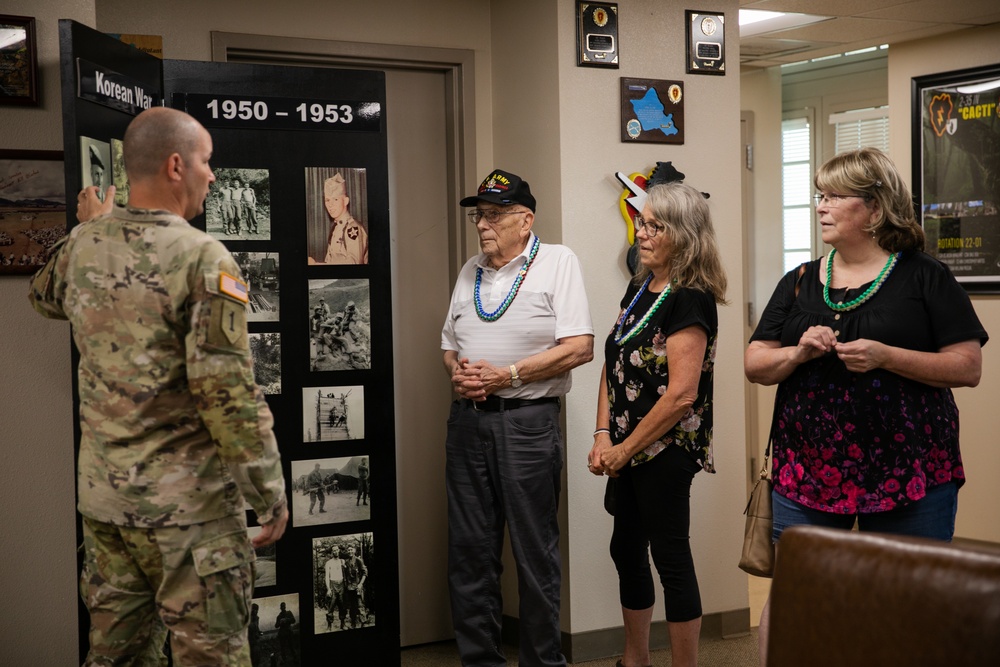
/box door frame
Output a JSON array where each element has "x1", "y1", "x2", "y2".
[{"x1": 210, "y1": 31, "x2": 478, "y2": 284}]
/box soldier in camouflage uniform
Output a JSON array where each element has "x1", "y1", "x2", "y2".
[{"x1": 29, "y1": 107, "x2": 288, "y2": 667}]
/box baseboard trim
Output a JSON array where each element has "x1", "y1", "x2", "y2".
[{"x1": 501, "y1": 608, "x2": 751, "y2": 663}]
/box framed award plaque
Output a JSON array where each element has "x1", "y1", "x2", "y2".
[
  {"x1": 576, "y1": 2, "x2": 619, "y2": 68},
  {"x1": 686, "y1": 10, "x2": 726, "y2": 75}
]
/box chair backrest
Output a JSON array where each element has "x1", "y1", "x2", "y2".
[{"x1": 768, "y1": 525, "x2": 1000, "y2": 667}]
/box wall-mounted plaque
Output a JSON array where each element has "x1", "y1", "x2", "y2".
[
  {"x1": 620, "y1": 78, "x2": 684, "y2": 144},
  {"x1": 686, "y1": 10, "x2": 725, "y2": 75},
  {"x1": 577, "y1": 2, "x2": 619, "y2": 68}
]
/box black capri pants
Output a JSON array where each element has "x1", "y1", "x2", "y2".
[{"x1": 610, "y1": 444, "x2": 702, "y2": 622}]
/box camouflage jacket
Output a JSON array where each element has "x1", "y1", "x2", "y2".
[{"x1": 29, "y1": 206, "x2": 286, "y2": 528}]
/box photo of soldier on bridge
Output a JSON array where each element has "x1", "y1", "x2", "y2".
[{"x1": 301, "y1": 385, "x2": 365, "y2": 442}]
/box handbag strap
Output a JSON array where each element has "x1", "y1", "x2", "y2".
[{"x1": 756, "y1": 262, "x2": 806, "y2": 482}]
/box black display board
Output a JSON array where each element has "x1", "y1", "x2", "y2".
[{"x1": 60, "y1": 21, "x2": 399, "y2": 666}]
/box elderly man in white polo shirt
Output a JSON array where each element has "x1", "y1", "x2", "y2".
[{"x1": 441, "y1": 168, "x2": 594, "y2": 667}]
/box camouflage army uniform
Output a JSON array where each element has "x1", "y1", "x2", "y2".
[
  {"x1": 323, "y1": 214, "x2": 369, "y2": 264},
  {"x1": 29, "y1": 205, "x2": 286, "y2": 666}
]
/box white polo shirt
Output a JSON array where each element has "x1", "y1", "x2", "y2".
[{"x1": 441, "y1": 233, "x2": 594, "y2": 399}]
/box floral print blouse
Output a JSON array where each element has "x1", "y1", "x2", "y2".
[
  {"x1": 751, "y1": 251, "x2": 988, "y2": 514},
  {"x1": 604, "y1": 283, "x2": 718, "y2": 472}
]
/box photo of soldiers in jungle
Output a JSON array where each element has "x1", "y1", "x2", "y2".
[
  {"x1": 247, "y1": 593, "x2": 300, "y2": 667},
  {"x1": 312, "y1": 532, "x2": 375, "y2": 635},
  {"x1": 248, "y1": 332, "x2": 281, "y2": 395}
]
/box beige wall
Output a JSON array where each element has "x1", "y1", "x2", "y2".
[
  {"x1": 0, "y1": 1, "x2": 95, "y2": 665},
  {"x1": 556, "y1": 0, "x2": 748, "y2": 633},
  {"x1": 889, "y1": 25, "x2": 1000, "y2": 543}
]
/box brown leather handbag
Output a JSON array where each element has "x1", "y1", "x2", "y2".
[{"x1": 739, "y1": 446, "x2": 774, "y2": 577}]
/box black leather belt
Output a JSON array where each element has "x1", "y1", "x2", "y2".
[{"x1": 465, "y1": 396, "x2": 560, "y2": 412}]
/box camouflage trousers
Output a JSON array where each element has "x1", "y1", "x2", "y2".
[{"x1": 80, "y1": 514, "x2": 256, "y2": 666}]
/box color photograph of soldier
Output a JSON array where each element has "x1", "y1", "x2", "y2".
[
  {"x1": 249, "y1": 333, "x2": 281, "y2": 395},
  {"x1": 307, "y1": 278, "x2": 371, "y2": 371},
  {"x1": 110, "y1": 138, "x2": 130, "y2": 207},
  {"x1": 246, "y1": 525, "x2": 278, "y2": 589},
  {"x1": 0, "y1": 153, "x2": 66, "y2": 275},
  {"x1": 290, "y1": 457, "x2": 372, "y2": 528},
  {"x1": 205, "y1": 167, "x2": 271, "y2": 241},
  {"x1": 248, "y1": 593, "x2": 301, "y2": 667},
  {"x1": 312, "y1": 532, "x2": 375, "y2": 635},
  {"x1": 80, "y1": 136, "x2": 111, "y2": 203},
  {"x1": 301, "y1": 385, "x2": 365, "y2": 442},
  {"x1": 305, "y1": 166, "x2": 369, "y2": 264},
  {"x1": 235, "y1": 251, "x2": 280, "y2": 322}
]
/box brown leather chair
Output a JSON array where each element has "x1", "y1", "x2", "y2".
[{"x1": 767, "y1": 525, "x2": 1000, "y2": 667}]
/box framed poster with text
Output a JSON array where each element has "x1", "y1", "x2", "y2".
[{"x1": 912, "y1": 63, "x2": 1000, "y2": 293}]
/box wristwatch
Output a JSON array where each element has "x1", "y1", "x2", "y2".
[{"x1": 509, "y1": 364, "x2": 523, "y2": 388}]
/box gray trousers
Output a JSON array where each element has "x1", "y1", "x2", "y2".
[{"x1": 445, "y1": 398, "x2": 566, "y2": 667}]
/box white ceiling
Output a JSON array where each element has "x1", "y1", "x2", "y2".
[{"x1": 739, "y1": 0, "x2": 1000, "y2": 69}]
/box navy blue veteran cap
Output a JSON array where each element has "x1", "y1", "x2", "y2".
[{"x1": 460, "y1": 168, "x2": 536, "y2": 212}]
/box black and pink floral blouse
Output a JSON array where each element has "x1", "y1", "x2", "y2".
[{"x1": 751, "y1": 251, "x2": 988, "y2": 513}]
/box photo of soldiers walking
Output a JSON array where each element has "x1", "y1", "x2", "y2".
[{"x1": 291, "y1": 457, "x2": 372, "y2": 527}]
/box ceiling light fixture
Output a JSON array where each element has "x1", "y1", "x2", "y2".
[{"x1": 739, "y1": 10, "x2": 832, "y2": 38}]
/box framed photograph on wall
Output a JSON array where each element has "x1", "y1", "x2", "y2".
[
  {"x1": 0, "y1": 15, "x2": 39, "y2": 106},
  {"x1": 912, "y1": 63, "x2": 1000, "y2": 293},
  {"x1": 0, "y1": 149, "x2": 65, "y2": 275}
]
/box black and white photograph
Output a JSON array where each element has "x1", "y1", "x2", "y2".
[
  {"x1": 0, "y1": 149, "x2": 65, "y2": 274},
  {"x1": 249, "y1": 332, "x2": 281, "y2": 395},
  {"x1": 305, "y1": 167, "x2": 369, "y2": 265},
  {"x1": 302, "y1": 385, "x2": 365, "y2": 443},
  {"x1": 291, "y1": 456, "x2": 371, "y2": 528},
  {"x1": 248, "y1": 592, "x2": 300, "y2": 667},
  {"x1": 110, "y1": 138, "x2": 129, "y2": 207},
  {"x1": 308, "y1": 278, "x2": 371, "y2": 371},
  {"x1": 246, "y1": 525, "x2": 277, "y2": 589},
  {"x1": 235, "y1": 251, "x2": 280, "y2": 322},
  {"x1": 312, "y1": 532, "x2": 375, "y2": 635},
  {"x1": 80, "y1": 136, "x2": 111, "y2": 202},
  {"x1": 205, "y1": 167, "x2": 271, "y2": 241}
]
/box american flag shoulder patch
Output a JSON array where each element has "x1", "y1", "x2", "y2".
[{"x1": 219, "y1": 272, "x2": 249, "y2": 303}]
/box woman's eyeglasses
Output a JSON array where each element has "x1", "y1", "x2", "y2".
[{"x1": 634, "y1": 217, "x2": 665, "y2": 238}]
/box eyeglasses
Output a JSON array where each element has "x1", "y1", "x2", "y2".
[
  {"x1": 634, "y1": 217, "x2": 666, "y2": 238},
  {"x1": 813, "y1": 192, "x2": 871, "y2": 207},
  {"x1": 467, "y1": 209, "x2": 528, "y2": 224}
]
